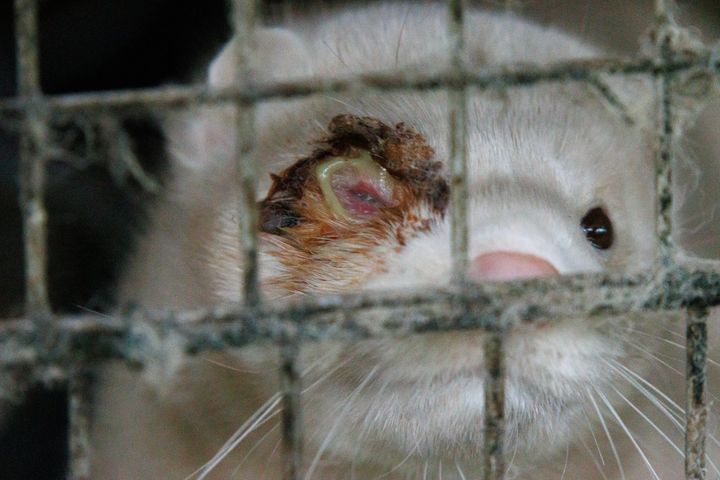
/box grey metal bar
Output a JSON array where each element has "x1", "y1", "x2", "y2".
[
  {"x1": 651, "y1": 5, "x2": 706, "y2": 480},
  {"x1": 280, "y1": 332, "x2": 303, "y2": 480},
  {"x1": 676, "y1": 254, "x2": 720, "y2": 274},
  {"x1": 447, "y1": 0, "x2": 469, "y2": 285},
  {"x1": 229, "y1": 2, "x2": 303, "y2": 477},
  {"x1": 68, "y1": 371, "x2": 92, "y2": 480},
  {"x1": 14, "y1": 0, "x2": 40, "y2": 97},
  {"x1": 586, "y1": 75, "x2": 636, "y2": 126},
  {"x1": 15, "y1": 3, "x2": 97, "y2": 478},
  {"x1": 231, "y1": 0, "x2": 260, "y2": 307},
  {"x1": 653, "y1": 0, "x2": 676, "y2": 261},
  {"x1": 449, "y1": 0, "x2": 504, "y2": 477},
  {"x1": 483, "y1": 333, "x2": 505, "y2": 480},
  {"x1": 685, "y1": 308, "x2": 708, "y2": 480},
  {"x1": 1, "y1": 54, "x2": 717, "y2": 115},
  {"x1": 14, "y1": 0, "x2": 50, "y2": 317},
  {"x1": 1, "y1": 267, "x2": 718, "y2": 368}
]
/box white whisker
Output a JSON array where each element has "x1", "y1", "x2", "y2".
[
  {"x1": 504, "y1": 425, "x2": 520, "y2": 477},
  {"x1": 231, "y1": 422, "x2": 281, "y2": 478},
  {"x1": 559, "y1": 443, "x2": 569, "y2": 480},
  {"x1": 580, "y1": 402, "x2": 606, "y2": 465},
  {"x1": 304, "y1": 365, "x2": 380, "y2": 480},
  {"x1": 612, "y1": 334, "x2": 684, "y2": 376},
  {"x1": 622, "y1": 327, "x2": 720, "y2": 368},
  {"x1": 587, "y1": 387, "x2": 626, "y2": 480},
  {"x1": 372, "y1": 425, "x2": 418, "y2": 479},
  {"x1": 610, "y1": 385, "x2": 683, "y2": 456},
  {"x1": 302, "y1": 350, "x2": 358, "y2": 395},
  {"x1": 199, "y1": 356, "x2": 276, "y2": 375},
  {"x1": 596, "y1": 390, "x2": 660, "y2": 480},
  {"x1": 455, "y1": 460, "x2": 468, "y2": 480},
  {"x1": 609, "y1": 361, "x2": 720, "y2": 477},
  {"x1": 578, "y1": 436, "x2": 612, "y2": 480},
  {"x1": 190, "y1": 393, "x2": 283, "y2": 480},
  {"x1": 611, "y1": 361, "x2": 685, "y2": 420},
  {"x1": 191, "y1": 347, "x2": 346, "y2": 478},
  {"x1": 609, "y1": 363, "x2": 684, "y2": 432},
  {"x1": 352, "y1": 377, "x2": 394, "y2": 478},
  {"x1": 260, "y1": 438, "x2": 283, "y2": 480}
]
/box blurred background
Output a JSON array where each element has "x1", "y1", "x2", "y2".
[{"x1": 0, "y1": 1, "x2": 718, "y2": 478}]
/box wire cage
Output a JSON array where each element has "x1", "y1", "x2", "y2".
[{"x1": 1, "y1": 0, "x2": 720, "y2": 479}]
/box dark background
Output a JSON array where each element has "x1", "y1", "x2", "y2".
[
  {"x1": 0, "y1": 1, "x2": 229, "y2": 477},
  {"x1": 0, "y1": 1, "x2": 718, "y2": 479}
]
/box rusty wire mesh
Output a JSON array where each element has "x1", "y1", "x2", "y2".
[{"x1": 1, "y1": 0, "x2": 720, "y2": 479}]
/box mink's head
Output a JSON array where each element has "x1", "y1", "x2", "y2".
[{"x1": 140, "y1": 4, "x2": 671, "y2": 476}]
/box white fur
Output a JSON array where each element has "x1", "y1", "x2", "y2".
[{"x1": 96, "y1": 4, "x2": 717, "y2": 479}]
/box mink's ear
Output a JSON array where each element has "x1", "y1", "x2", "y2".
[
  {"x1": 163, "y1": 28, "x2": 311, "y2": 176},
  {"x1": 208, "y1": 28, "x2": 312, "y2": 87}
]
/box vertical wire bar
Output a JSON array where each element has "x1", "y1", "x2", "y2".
[
  {"x1": 448, "y1": 0, "x2": 469, "y2": 285},
  {"x1": 231, "y1": 0, "x2": 260, "y2": 307},
  {"x1": 653, "y1": 0, "x2": 675, "y2": 263},
  {"x1": 483, "y1": 333, "x2": 505, "y2": 480},
  {"x1": 280, "y1": 331, "x2": 303, "y2": 480},
  {"x1": 449, "y1": 1, "x2": 505, "y2": 477},
  {"x1": 685, "y1": 308, "x2": 708, "y2": 480},
  {"x1": 229, "y1": 1, "x2": 302, "y2": 476},
  {"x1": 14, "y1": 0, "x2": 51, "y2": 317},
  {"x1": 653, "y1": 3, "x2": 707, "y2": 479},
  {"x1": 16, "y1": 3, "x2": 95, "y2": 477},
  {"x1": 68, "y1": 372, "x2": 92, "y2": 480}
]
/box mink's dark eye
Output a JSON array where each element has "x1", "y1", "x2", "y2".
[{"x1": 581, "y1": 207, "x2": 614, "y2": 250}]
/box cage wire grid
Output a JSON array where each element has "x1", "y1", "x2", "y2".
[{"x1": 1, "y1": 0, "x2": 720, "y2": 479}]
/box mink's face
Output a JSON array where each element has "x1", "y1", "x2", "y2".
[
  {"x1": 155, "y1": 7, "x2": 660, "y2": 474},
  {"x1": 196, "y1": 83, "x2": 657, "y2": 469}
]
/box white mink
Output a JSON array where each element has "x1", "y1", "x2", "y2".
[{"x1": 93, "y1": 3, "x2": 718, "y2": 479}]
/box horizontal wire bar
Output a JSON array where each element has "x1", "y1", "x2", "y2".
[
  {"x1": 0, "y1": 267, "x2": 718, "y2": 370},
  {"x1": 0, "y1": 54, "x2": 717, "y2": 115},
  {"x1": 676, "y1": 254, "x2": 720, "y2": 274}
]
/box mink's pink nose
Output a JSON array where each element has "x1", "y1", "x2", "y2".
[{"x1": 469, "y1": 252, "x2": 559, "y2": 282}]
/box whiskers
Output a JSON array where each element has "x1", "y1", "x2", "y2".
[
  {"x1": 183, "y1": 316, "x2": 719, "y2": 480},
  {"x1": 183, "y1": 347, "x2": 349, "y2": 479},
  {"x1": 586, "y1": 387, "x2": 627, "y2": 480},
  {"x1": 575, "y1": 322, "x2": 720, "y2": 480},
  {"x1": 186, "y1": 392, "x2": 283, "y2": 480},
  {"x1": 304, "y1": 364, "x2": 381, "y2": 479}
]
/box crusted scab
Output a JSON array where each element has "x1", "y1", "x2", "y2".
[{"x1": 259, "y1": 114, "x2": 449, "y2": 235}]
